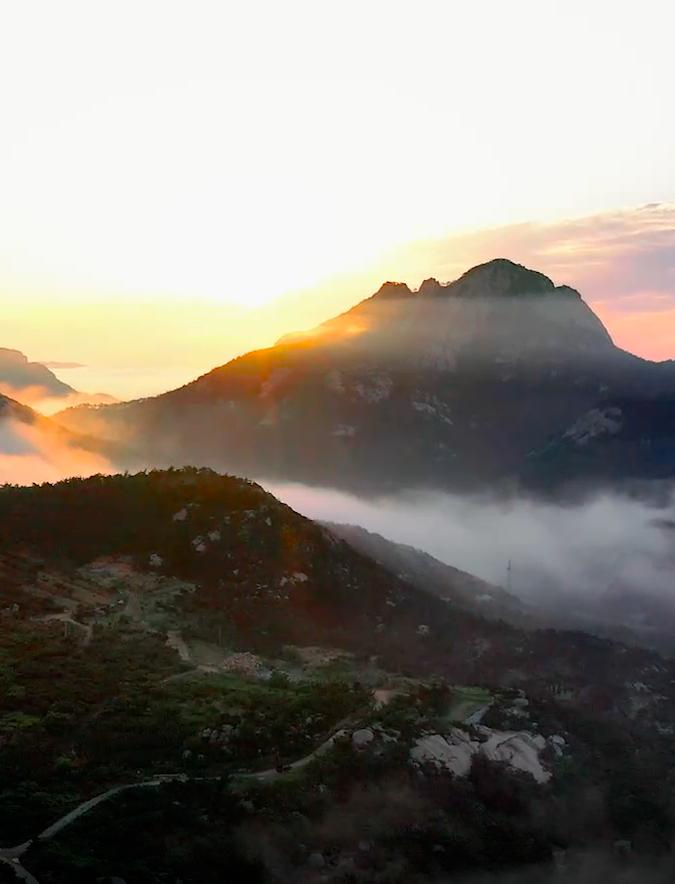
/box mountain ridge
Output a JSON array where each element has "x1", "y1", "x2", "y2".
[
  {"x1": 0, "y1": 389, "x2": 127, "y2": 471},
  {"x1": 55, "y1": 258, "x2": 675, "y2": 494},
  {"x1": 322, "y1": 520, "x2": 528, "y2": 624},
  {"x1": 0, "y1": 347, "x2": 76, "y2": 398},
  {"x1": 0, "y1": 347, "x2": 117, "y2": 411},
  {"x1": 3, "y1": 468, "x2": 675, "y2": 881}
]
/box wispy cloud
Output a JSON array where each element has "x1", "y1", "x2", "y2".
[
  {"x1": 0, "y1": 383, "x2": 117, "y2": 416},
  {"x1": 42, "y1": 360, "x2": 86, "y2": 369}
]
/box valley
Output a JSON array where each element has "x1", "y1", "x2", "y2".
[
  {"x1": 0, "y1": 469, "x2": 675, "y2": 880},
  {"x1": 2, "y1": 6, "x2": 674, "y2": 879}
]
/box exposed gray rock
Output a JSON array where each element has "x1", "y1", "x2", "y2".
[
  {"x1": 307, "y1": 852, "x2": 325, "y2": 869},
  {"x1": 410, "y1": 725, "x2": 552, "y2": 783},
  {"x1": 352, "y1": 728, "x2": 375, "y2": 750},
  {"x1": 410, "y1": 729, "x2": 475, "y2": 777}
]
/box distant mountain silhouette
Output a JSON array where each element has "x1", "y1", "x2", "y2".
[
  {"x1": 0, "y1": 348, "x2": 76, "y2": 398},
  {"x1": 0, "y1": 348, "x2": 116, "y2": 410},
  {"x1": 57, "y1": 259, "x2": 675, "y2": 494},
  {"x1": 0, "y1": 390, "x2": 122, "y2": 465}
]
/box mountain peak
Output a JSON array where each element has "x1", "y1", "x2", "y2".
[
  {"x1": 452, "y1": 258, "x2": 557, "y2": 297},
  {"x1": 405, "y1": 260, "x2": 582, "y2": 302},
  {"x1": 417, "y1": 277, "x2": 443, "y2": 296},
  {"x1": 371, "y1": 281, "x2": 414, "y2": 300}
]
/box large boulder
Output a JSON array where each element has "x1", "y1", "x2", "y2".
[
  {"x1": 410, "y1": 726, "x2": 553, "y2": 784},
  {"x1": 352, "y1": 728, "x2": 375, "y2": 750}
]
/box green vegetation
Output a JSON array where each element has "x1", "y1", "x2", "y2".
[
  {"x1": 26, "y1": 781, "x2": 266, "y2": 884},
  {"x1": 23, "y1": 734, "x2": 558, "y2": 883},
  {"x1": 444, "y1": 685, "x2": 493, "y2": 724},
  {"x1": 0, "y1": 617, "x2": 368, "y2": 844},
  {"x1": 2, "y1": 470, "x2": 675, "y2": 881}
]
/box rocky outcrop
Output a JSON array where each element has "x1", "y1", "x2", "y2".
[
  {"x1": 410, "y1": 728, "x2": 476, "y2": 776},
  {"x1": 351, "y1": 728, "x2": 375, "y2": 750},
  {"x1": 410, "y1": 725, "x2": 559, "y2": 784}
]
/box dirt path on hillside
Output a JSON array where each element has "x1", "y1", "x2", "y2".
[{"x1": 0, "y1": 726, "x2": 353, "y2": 883}]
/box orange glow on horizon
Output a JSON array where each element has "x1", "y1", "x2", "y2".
[
  {"x1": 592, "y1": 300, "x2": 675, "y2": 363},
  {"x1": 1, "y1": 203, "x2": 673, "y2": 402}
]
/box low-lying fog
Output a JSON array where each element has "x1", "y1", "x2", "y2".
[
  {"x1": 0, "y1": 419, "x2": 111, "y2": 485},
  {"x1": 266, "y1": 479, "x2": 675, "y2": 638},
  {"x1": 3, "y1": 407, "x2": 675, "y2": 643}
]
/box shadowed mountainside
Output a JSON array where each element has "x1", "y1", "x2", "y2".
[
  {"x1": 56, "y1": 259, "x2": 675, "y2": 494},
  {"x1": 2, "y1": 469, "x2": 675, "y2": 880},
  {"x1": 0, "y1": 348, "x2": 116, "y2": 410},
  {"x1": 323, "y1": 520, "x2": 528, "y2": 624}
]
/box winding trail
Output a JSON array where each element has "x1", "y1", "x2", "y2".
[
  {"x1": 0, "y1": 697, "x2": 477, "y2": 881},
  {"x1": 0, "y1": 728, "x2": 350, "y2": 883},
  {"x1": 236, "y1": 729, "x2": 348, "y2": 782},
  {"x1": 464, "y1": 702, "x2": 492, "y2": 726},
  {"x1": 0, "y1": 855, "x2": 40, "y2": 883}
]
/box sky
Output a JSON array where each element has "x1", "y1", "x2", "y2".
[{"x1": 1, "y1": 1, "x2": 674, "y2": 401}]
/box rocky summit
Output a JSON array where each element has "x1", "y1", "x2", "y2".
[{"x1": 56, "y1": 259, "x2": 675, "y2": 494}]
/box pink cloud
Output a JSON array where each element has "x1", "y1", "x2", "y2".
[{"x1": 394, "y1": 203, "x2": 675, "y2": 361}]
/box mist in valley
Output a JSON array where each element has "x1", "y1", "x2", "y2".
[
  {"x1": 266, "y1": 479, "x2": 675, "y2": 642},
  {"x1": 450, "y1": 852, "x2": 675, "y2": 884},
  {"x1": 3, "y1": 401, "x2": 675, "y2": 647},
  {"x1": 0, "y1": 418, "x2": 112, "y2": 485}
]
